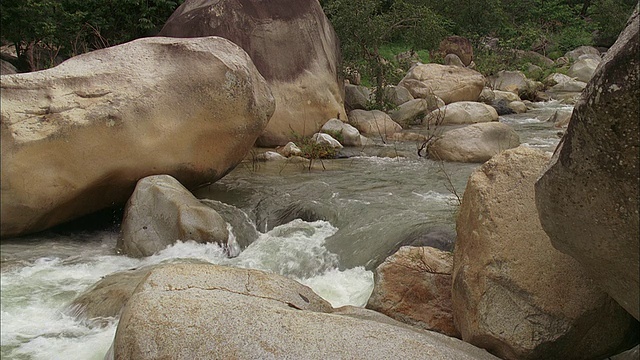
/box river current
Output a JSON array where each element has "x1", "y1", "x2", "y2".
[{"x1": 0, "y1": 102, "x2": 569, "y2": 359}]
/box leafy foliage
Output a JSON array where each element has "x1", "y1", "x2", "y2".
[{"x1": 0, "y1": 0, "x2": 184, "y2": 71}]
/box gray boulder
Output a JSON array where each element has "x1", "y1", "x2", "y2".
[
  {"x1": 344, "y1": 84, "x2": 373, "y2": 111},
  {"x1": 0, "y1": 36, "x2": 274, "y2": 238},
  {"x1": 109, "y1": 263, "x2": 500, "y2": 360},
  {"x1": 454, "y1": 147, "x2": 638, "y2": 360},
  {"x1": 159, "y1": 0, "x2": 346, "y2": 146},
  {"x1": 428, "y1": 122, "x2": 520, "y2": 163},
  {"x1": 536, "y1": 6, "x2": 640, "y2": 320},
  {"x1": 118, "y1": 175, "x2": 229, "y2": 258},
  {"x1": 321, "y1": 118, "x2": 362, "y2": 147}
]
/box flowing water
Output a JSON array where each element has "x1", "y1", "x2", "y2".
[{"x1": 0, "y1": 102, "x2": 568, "y2": 359}]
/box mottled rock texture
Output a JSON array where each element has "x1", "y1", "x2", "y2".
[
  {"x1": 159, "y1": 0, "x2": 346, "y2": 146},
  {"x1": 0, "y1": 36, "x2": 274, "y2": 238},
  {"x1": 453, "y1": 147, "x2": 638, "y2": 360},
  {"x1": 535, "y1": 6, "x2": 639, "y2": 320}
]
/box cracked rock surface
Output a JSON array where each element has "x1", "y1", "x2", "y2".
[{"x1": 110, "y1": 263, "x2": 500, "y2": 360}]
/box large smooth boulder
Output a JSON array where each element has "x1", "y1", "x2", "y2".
[
  {"x1": 567, "y1": 57, "x2": 600, "y2": 82},
  {"x1": 453, "y1": 147, "x2": 638, "y2": 360},
  {"x1": 348, "y1": 109, "x2": 402, "y2": 138},
  {"x1": 118, "y1": 175, "x2": 229, "y2": 258},
  {"x1": 367, "y1": 246, "x2": 459, "y2": 338},
  {"x1": 536, "y1": 7, "x2": 639, "y2": 320},
  {"x1": 0, "y1": 36, "x2": 274, "y2": 238},
  {"x1": 159, "y1": 0, "x2": 346, "y2": 146},
  {"x1": 425, "y1": 101, "x2": 498, "y2": 126},
  {"x1": 109, "y1": 263, "x2": 499, "y2": 360},
  {"x1": 427, "y1": 122, "x2": 520, "y2": 163},
  {"x1": 1, "y1": 59, "x2": 17, "y2": 75},
  {"x1": 399, "y1": 64, "x2": 485, "y2": 104}
]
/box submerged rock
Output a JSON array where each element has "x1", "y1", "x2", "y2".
[
  {"x1": 109, "y1": 263, "x2": 499, "y2": 360},
  {"x1": 453, "y1": 147, "x2": 638, "y2": 360},
  {"x1": 0, "y1": 36, "x2": 274, "y2": 238},
  {"x1": 159, "y1": 0, "x2": 346, "y2": 146},
  {"x1": 535, "y1": 6, "x2": 639, "y2": 321}
]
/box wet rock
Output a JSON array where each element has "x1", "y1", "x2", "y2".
[
  {"x1": 109, "y1": 263, "x2": 500, "y2": 360},
  {"x1": 453, "y1": 147, "x2": 638, "y2": 360},
  {"x1": 118, "y1": 175, "x2": 229, "y2": 258},
  {"x1": 490, "y1": 99, "x2": 515, "y2": 116},
  {"x1": 159, "y1": 0, "x2": 346, "y2": 146},
  {"x1": 0, "y1": 37, "x2": 274, "y2": 238},
  {"x1": 399, "y1": 63, "x2": 485, "y2": 104},
  {"x1": 535, "y1": 6, "x2": 639, "y2": 321},
  {"x1": 367, "y1": 246, "x2": 460, "y2": 338},
  {"x1": 428, "y1": 122, "x2": 520, "y2": 163}
]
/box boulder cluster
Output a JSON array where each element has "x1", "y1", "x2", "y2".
[{"x1": 2, "y1": 0, "x2": 638, "y2": 359}]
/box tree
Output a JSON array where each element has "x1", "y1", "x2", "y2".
[
  {"x1": 323, "y1": 0, "x2": 448, "y2": 108},
  {"x1": 0, "y1": 0, "x2": 184, "y2": 71}
]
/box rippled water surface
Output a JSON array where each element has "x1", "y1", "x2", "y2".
[{"x1": 1, "y1": 103, "x2": 565, "y2": 359}]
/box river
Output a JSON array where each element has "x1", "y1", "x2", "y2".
[{"x1": 0, "y1": 102, "x2": 569, "y2": 359}]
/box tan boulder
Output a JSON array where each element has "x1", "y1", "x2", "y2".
[
  {"x1": 507, "y1": 100, "x2": 527, "y2": 114},
  {"x1": 489, "y1": 70, "x2": 530, "y2": 95},
  {"x1": 367, "y1": 246, "x2": 460, "y2": 338},
  {"x1": 383, "y1": 85, "x2": 414, "y2": 106},
  {"x1": 493, "y1": 90, "x2": 521, "y2": 102},
  {"x1": 0, "y1": 36, "x2": 274, "y2": 238},
  {"x1": 158, "y1": 0, "x2": 346, "y2": 146},
  {"x1": 427, "y1": 122, "x2": 520, "y2": 163},
  {"x1": 546, "y1": 109, "x2": 573, "y2": 128},
  {"x1": 389, "y1": 98, "x2": 439, "y2": 126},
  {"x1": 399, "y1": 63, "x2": 485, "y2": 104},
  {"x1": 348, "y1": 109, "x2": 402, "y2": 138},
  {"x1": 426, "y1": 101, "x2": 498, "y2": 126},
  {"x1": 118, "y1": 175, "x2": 229, "y2": 258},
  {"x1": 453, "y1": 147, "x2": 638, "y2": 360},
  {"x1": 478, "y1": 88, "x2": 496, "y2": 104},
  {"x1": 536, "y1": 7, "x2": 639, "y2": 320},
  {"x1": 110, "y1": 263, "x2": 500, "y2": 360}
]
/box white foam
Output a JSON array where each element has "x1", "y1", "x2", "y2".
[{"x1": 300, "y1": 267, "x2": 374, "y2": 308}]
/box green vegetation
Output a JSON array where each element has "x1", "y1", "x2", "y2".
[
  {"x1": 1, "y1": 0, "x2": 635, "y2": 80},
  {"x1": 1, "y1": 0, "x2": 184, "y2": 71},
  {"x1": 322, "y1": 0, "x2": 636, "y2": 96}
]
